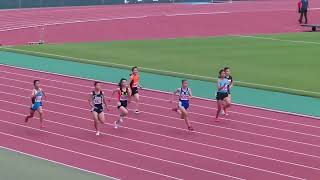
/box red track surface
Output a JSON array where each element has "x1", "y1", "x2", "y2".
[
  {"x1": 0, "y1": 0, "x2": 319, "y2": 45},
  {"x1": 1, "y1": 64, "x2": 320, "y2": 180}
]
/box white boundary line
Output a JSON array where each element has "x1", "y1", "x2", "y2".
[
  {"x1": 0, "y1": 119, "x2": 245, "y2": 180},
  {"x1": 0, "y1": 131, "x2": 182, "y2": 180},
  {"x1": 2, "y1": 88, "x2": 320, "y2": 149},
  {"x1": 0, "y1": 7, "x2": 319, "y2": 32},
  {"x1": 1, "y1": 47, "x2": 320, "y2": 97},
  {"x1": 0, "y1": 146, "x2": 120, "y2": 180},
  {"x1": 0, "y1": 108, "x2": 317, "y2": 179},
  {"x1": 1, "y1": 77, "x2": 320, "y2": 142},
  {"x1": 235, "y1": 35, "x2": 320, "y2": 45},
  {"x1": 1, "y1": 68, "x2": 320, "y2": 130},
  {"x1": 0, "y1": 11, "x2": 230, "y2": 32},
  {"x1": 0, "y1": 63, "x2": 319, "y2": 121},
  {"x1": 2, "y1": 99, "x2": 320, "y2": 161},
  {"x1": 2, "y1": 107, "x2": 320, "y2": 171}
]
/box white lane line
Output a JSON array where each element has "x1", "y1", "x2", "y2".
[
  {"x1": 0, "y1": 146, "x2": 120, "y2": 180},
  {"x1": 1, "y1": 48, "x2": 319, "y2": 96},
  {"x1": 0, "y1": 11, "x2": 230, "y2": 32},
  {"x1": 1, "y1": 88, "x2": 320, "y2": 150},
  {"x1": 1, "y1": 76, "x2": 320, "y2": 142},
  {"x1": 0, "y1": 119, "x2": 243, "y2": 180},
  {"x1": 1, "y1": 63, "x2": 319, "y2": 121},
  {"x1": 2, "y1": 107, "x2": 320, "y2": 171},
  {"x1": 235, "y1": 35, "x2": 320, "y2": 45},
  {"x1": 0, "y1": 131, "x2": 182, "y2": 180},
  {"x1": 0, "y1": 109, "x2": 316, "y2": 179},
  {"x1": 1, "y1": 98, "x2": 320, "y2": 162},
  {"x1": 1, "y1": 69, "x2": 320, "y2": 129}
]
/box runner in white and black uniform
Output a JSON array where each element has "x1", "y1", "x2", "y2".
[
  {"x1": 89, "y1": 82, "x2": 108, "y2": 136},
  {"x1": 92, "y1": 90, "x2": 104, "y2": 114}
]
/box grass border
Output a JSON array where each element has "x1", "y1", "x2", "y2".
[{"x1": 1, "y1": 47, "x2": 319, "y2": 99}]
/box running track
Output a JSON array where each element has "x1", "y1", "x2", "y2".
[
  {"x1": 0, "y1": 0, "x2": 320, "y2": 45},
  {"x1": 0, "y1": 64, "x2": 320, "y2": 180}
]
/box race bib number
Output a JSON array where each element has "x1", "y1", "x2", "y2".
[{"x1": 93, "y1": 97, "x2": 102, "y2": 104}]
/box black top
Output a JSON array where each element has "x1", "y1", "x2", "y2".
[
  {"x1": 92, "y1": 91, "x2": 104, "y2": 108},
  {"x1": 225, "y1": 75, "x2": 233, "y2": 94}
]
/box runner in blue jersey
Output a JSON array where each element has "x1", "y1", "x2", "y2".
[
  {"x1": 25, "y1": 80, "x2": 46, "y2": 128},
  {"x1": 215, "y1": 69, "x2": 231, "y2": 121},
  {"x1": 171, "y1": 80, "x2": 194, "y2": 131}
]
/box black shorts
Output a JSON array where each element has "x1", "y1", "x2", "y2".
[
  {"x1": 92, "y1": 106, "x2": 104, "y2": 114},
  {"x1": 131, "y1": 87, "x2": 138, "y2": 96},
  {"x1": 300, "y1": 9, "x2": 308, "y2": 13},
  {"x1": 216, "y1": 92, "x2": 228, "y2": 101},
  {"x1": 117, "y1": 100, "x2": 128, "y2": 109}
]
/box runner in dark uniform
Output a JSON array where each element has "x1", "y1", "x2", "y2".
[
  {"x1": 299, "y1": 0, "x2": 309, "y2": 24},
  {"x1": 89, "y1": 82, "x2": 108, "y2": 136},
  {"x1": 223, "y1": 67, "x2": 233, "y2": 116}
]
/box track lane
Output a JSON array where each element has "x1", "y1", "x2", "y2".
[
  {"x1": 0, "y1": 103, "x2": 314, "y2": 180},
  {"x1": 1, "y1": 65, "x2": 320, "y2": 179},
  {"x1": 1, "y1": 91, "x2": 320, "y2": 179}
]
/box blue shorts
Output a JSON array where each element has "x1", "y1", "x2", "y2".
[
  {"x1": 179, "y1": 100, "x2": 189, "y2": 110},
  {"x1": 31, "y1": 102, "x2": 42, "y2": 111}
]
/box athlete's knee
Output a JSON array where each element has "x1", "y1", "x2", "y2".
[
  {"x1": 122, "y1": 110, "x2": 128, "y2": 116},
  {"x1": 183, "y1": 111, "x2": 188, "y2": 117}
]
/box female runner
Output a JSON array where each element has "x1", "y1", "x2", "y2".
[
  {"x1": 25, "y1": 80, "x2": 46, "y2": 128},
  {"x1": 215, "y1": 70, "x2": 230, "y2": 121},
  {"x1": 112, "y1": 78, "x2": 131, "y2": 129},
  {"x1": 223, "y1": 67, "x2": 233, "y2": 115},
  {"x1": 89, "y1": 82, "x2": 108, "y2": 136},
  {"x1": 171, "y1": 80, "x2": 194, "y2": 131},
  {"x1": 129, "y1": 66, "x2": 142, "y2": 114}
]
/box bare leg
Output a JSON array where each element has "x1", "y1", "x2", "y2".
[
  {"x1": 92, "y1": 111, "x2": 100, "y2": 135},
  {"x1": 133, "y1": 94, "x2": 140, "y2": 113},
  {"x1": 224, "y1": 95, "x2": 232, "y2": 115},
  {"x1": 25, "y1": 109, "x2": 35, "y2": 123},
  {"x1": 115, "y1": 107, "x2": 128, "y2": 129},
  {"x1": 216, "y1": 101, "x2": 224, "y2": 121},
  {"x1": 179, "y1": 107, "x2": 193, "y2": 130},
  {"x1": 98, "y1": 112, "x2": 105, "y2": 124},
  {"x1": 38, "y1": 107, "x2": 44, "y2": 128}
]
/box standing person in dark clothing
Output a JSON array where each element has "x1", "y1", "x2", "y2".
[{"x1": 299, "y1": 0, "x2": 309, "y2": 24}]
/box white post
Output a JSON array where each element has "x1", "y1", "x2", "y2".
[{"x1": 40, "y1": 26, "x2": 45, "y2": 44}]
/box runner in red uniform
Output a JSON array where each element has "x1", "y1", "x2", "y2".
[
  {"x1": 112, "y1": 78, "x2": 131, "y2": 129},
  {"x1": 129, "y1": 66, "x2": 142, "y2": 114}
]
